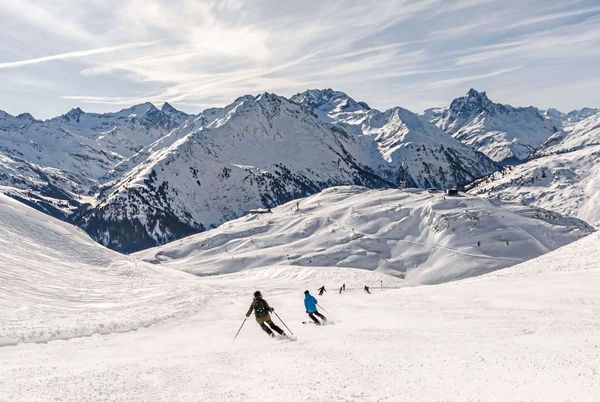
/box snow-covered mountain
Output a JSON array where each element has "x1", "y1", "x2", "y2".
[
  {"x1": 76, "y1": 91, "x2": 503, "y2": 253},
  {"x1": 1, "y1": 88, "x2": 596, "y2": 253},
  {"x1": 538, "y1": 110, "x2": 600, "y2": 155},
  {"x1": 0, "y1": 154, "x2": 92, "y2": 218},
  {"x1": 0, "y1": 110, "x2": 38, "y2": 129},
  {"x1": 292, "y1": 89, "x2": 498, "y2": 188},
  {"x1": 469, "y1": 112, "x2": 600, "y2": 227},
  {"x1": 137, "y1": 186, "x2": 593, "y2": 284},
  {"x1": 291, "y1": 88, "x2": 372, "y2": 123},
  {"x1": 544, "y1": 107, "x2": 599, "y2": 124},
  {"x1": 0, "y1": 103, "x2": 191, "y2": 218},
  {"x1": 45, "y1": 102, "x2": 190, "y2": 158},
  {"x1": 74, "y1": 93, "x2": 395, "y2": 253},
  {"x1": 426, "y1": 89, "x2": 559, "y2": 164}
]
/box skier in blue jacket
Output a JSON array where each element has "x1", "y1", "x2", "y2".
[{"x1": 304, "y1": 290, "x2": 327, "y2": 325}]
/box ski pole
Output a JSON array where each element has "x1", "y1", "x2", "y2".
[
  {"x1": 233, "y1": 316, "x2": 248, "y2": 341},
  {"x1": 317, "y1": 304, "x2": 329, "y2": 313},
  {"x1": 272, "y1": 311, "x2": 294, "y2": 335}
]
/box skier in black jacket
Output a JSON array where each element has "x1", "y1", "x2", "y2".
[
  {"x1": 246, "y1": 291, "x2": 285, "y2": 337},
  {"x1": 317, "y1": 285, "x2": 326, "y2": 296}
]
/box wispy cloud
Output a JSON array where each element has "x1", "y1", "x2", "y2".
[
  {"x1": 0, "y1": 41, "x2": 160, "y2": 69},
  {"x1": 1, "y1": 0, "x2": 599, "y2": 117},
  {"x1": 428, "y1": 67, "x2": 523, "y2": 88}
]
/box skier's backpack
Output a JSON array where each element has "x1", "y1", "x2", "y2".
[{"x1": 255, "y1": 299, "x2": 269, "y2": 315}]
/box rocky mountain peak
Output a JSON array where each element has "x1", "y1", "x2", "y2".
[
  {"x1": 160, "y1": 102, "x2": 177, "y2": 113},
  {"x1": 16, "y1": 112, "x2": 37, "y2": 122},
  {"x1": 63, "y1": 107, "x2": 84, "y2": 122},
  {"x1": 449, "y1": 88, "x2": 498, "y2": 115}
]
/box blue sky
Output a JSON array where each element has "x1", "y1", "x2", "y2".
[{"x1": 1, "y1": 0, "x2": 599, "y2": 118}]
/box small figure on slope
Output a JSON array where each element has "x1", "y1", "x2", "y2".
[
  {"x1": 304, "y1": 290, "x2": 327, "y2": 325},
  {"x1": 339, "y1": 285, "x2": 343, "y2": 294},
  {"x1": 364, "y1": 285, "x2": 371, "y2": 294},
  {"x1": 342, "y1": 283, "x2": 346, "y2": 292},
  {"x1": 246, "y1": 291, "x2": 286, "y2": 337},
  {"x1": 317, "y1": 285, "x2": 327, "y2": 296}
]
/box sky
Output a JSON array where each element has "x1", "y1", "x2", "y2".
[{"x1": 0, "y1": 0, "x2": 599, "y2": 119}]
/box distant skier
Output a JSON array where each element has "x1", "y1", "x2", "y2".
[
  {"x1": 317, "y1": 285, "x2": 326, "y2": 296},
  {"x1": 246, "y1": 291, "x2": 285, "y2": 337},
  {"x1": 342, "y1": 283, "x2": 346, "y2": 292},
  {"x1": 339, "y1": 285, "x2": 343, "y2": 294},
  {"x1": 364, "y1": 285, "x2": 371, "y2": 294},
  {"x1": 304, "y1": 290, "x2": 327, "y2": 325}
]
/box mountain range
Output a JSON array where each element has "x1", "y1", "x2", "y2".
[{"x1": 0, "y1": 88, "x2": 597, "y2": 252}]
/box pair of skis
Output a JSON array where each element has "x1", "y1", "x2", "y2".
[
  {"x1": 302, "y1": 320, "x2": 334, "y2": 325},
  {"x1": 273, "y1": 334, "x2": 297, "y2": 342}
]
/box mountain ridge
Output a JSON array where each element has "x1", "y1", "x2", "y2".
[
  {"x1": 425, "y1": 88, "x2": 560, "y2": 164},
  {"x1": 0, "y1": 89, "x2": 597, "y2": 252}
]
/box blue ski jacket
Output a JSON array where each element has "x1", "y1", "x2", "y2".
[{"x1": 304, "y1": 294, "x2": 318, "y2": 313}]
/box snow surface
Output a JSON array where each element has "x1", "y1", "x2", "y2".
[
  {"x1": 1, "y1": 204, "x2": 599, "y2": 400},
  {"x1": 136, "y1": 186, "x2": 592, "y2": 284},
  {"x1": 0, "y1": 193, "x2": 204, "y2": 346}
]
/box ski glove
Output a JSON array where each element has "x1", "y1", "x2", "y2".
[
  {"x1": 246, "y1": 313, "x2": 251, "y2": 317},
  {"x1": 269, "y1": 307, "x2": 274, "y2": 312}
]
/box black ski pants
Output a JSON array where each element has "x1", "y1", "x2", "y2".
[
  {"x1": 260, "y1": 320, "x2": 284, "y2": 335},
  {"x1": 308, "y1": 310, "x2": 326, "y2": 324}
]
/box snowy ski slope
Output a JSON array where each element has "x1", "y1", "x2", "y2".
[
  {"x1": 137, "y1": 186, "x2": 593, "y2": 284},
  {"x1": 1, "y1": 224, "x2": 599, "y2": 401},
  {"x1": 0, "y1": 193, "x2": 204, "y2": 346}
]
